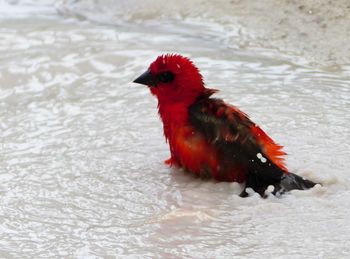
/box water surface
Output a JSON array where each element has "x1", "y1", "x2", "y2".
[{"x1": 0, "y1": 1, "x2": 350, "y2": 258}]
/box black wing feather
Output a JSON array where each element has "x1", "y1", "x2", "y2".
[{"x1": 189, "y1": 98, "x2": 316, "y2": 197}]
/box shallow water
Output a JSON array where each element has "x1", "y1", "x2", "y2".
[{"x1": 0, "y1": 1, "x2": 350, "y2": 258}]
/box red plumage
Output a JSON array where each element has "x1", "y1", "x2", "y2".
[{"x1": 133, "y1": 54, "x2": 316, "y2": 197}]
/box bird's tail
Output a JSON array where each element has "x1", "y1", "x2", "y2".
[
  {"x1": 274, "y1": 172, "x2": 317, "y2": 195},
  {"x1": 241, "y1": 170, "x2": 318, "y2": 198}
]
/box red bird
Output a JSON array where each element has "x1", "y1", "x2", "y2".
[{"x1": 133, "y1": 54, "x2": 316, "y2": 197}]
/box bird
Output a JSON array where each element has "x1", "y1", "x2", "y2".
[{"x1": 133, "y1": 54, "x2": 317, "y2": 197}]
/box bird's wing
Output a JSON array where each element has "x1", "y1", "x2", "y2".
[{"x1": 189, "y1": 98, "x2": 288, "y2": 189}]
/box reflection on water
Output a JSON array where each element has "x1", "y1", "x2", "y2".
[{"x1": 0, "y1": 2, "x2": 350, "y2": 258}]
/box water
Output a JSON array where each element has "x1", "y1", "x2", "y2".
[{"x1": 0, "y1": 1, "x2": 350, "y2": 258}]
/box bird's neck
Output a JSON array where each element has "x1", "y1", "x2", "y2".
[
  {"x1": 158, "y1": 101, "x2": 191, "y2": 139},
  {"x1": 156, "y1": 88, "x2": 218, "y2": 140}
]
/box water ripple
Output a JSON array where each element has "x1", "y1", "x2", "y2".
[{"x1": 0, "y1": 5, "x2": 349, "y2": 258}]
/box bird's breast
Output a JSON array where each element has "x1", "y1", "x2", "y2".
[
  {"x1": 168, "y1": 124, "x2": 247, "y2": 183},
  {"x1": 169, "y1": 125, "x2": 220, "y2": 179}
]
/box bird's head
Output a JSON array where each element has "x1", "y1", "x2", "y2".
[{"x1": 133, "y1": 54, "x2": 206, "y2": 105}]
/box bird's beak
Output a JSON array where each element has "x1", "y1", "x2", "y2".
[{"x1": 133, "y1": 69, "x2": 156, "y2": 86}]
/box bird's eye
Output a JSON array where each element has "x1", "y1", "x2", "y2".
[{"x1": 157, "y1": 71, "x2": 175, "y2": 83}]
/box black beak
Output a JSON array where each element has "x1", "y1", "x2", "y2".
[{"x1": 133, "y1": 69, "x2": 156, "y2": 86}]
